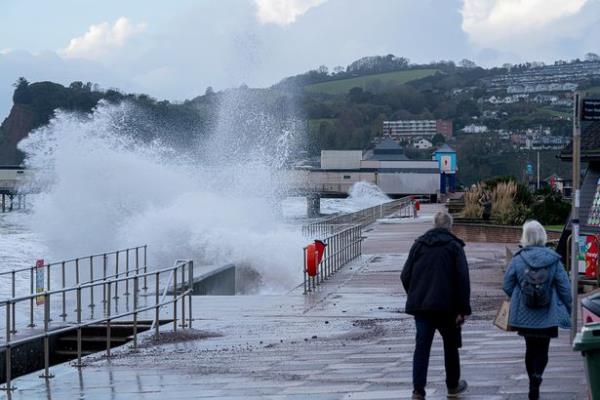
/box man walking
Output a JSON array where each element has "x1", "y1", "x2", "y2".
[{"x1": 401, "y1": 211, "x2": 471, "y2": 399}]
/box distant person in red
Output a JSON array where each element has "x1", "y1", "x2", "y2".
[{"x1": 401, "y1": 211, "x2": 471, "y2": 399}]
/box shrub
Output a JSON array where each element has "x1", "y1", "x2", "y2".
[
  {"x1": 529, "y1": 188, "x2": 570, "y2": 225},
  {"x1": 462, "y1": 183, "x2": 484, "y2": 218}
]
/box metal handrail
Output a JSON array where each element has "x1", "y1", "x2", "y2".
[
  {"x1": 0, "y1": 258, "x2": 194, "y2": 391},
  {"x1": 303, "y1": 224, "x2": 362, "y2": 294},
  {"x1": 0, "y1": 245, "x2": 149, "y2": 323},
  {"x1": 303, "y1": 196, "x2": 414, "y2": 233},
  {"x1": 0, "y1": 245, "x2": 147, "y2": 277}
]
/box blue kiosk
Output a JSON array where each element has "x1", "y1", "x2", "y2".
[{"x1": 433, "y1": 144, "x2": 457, "y2": 194}]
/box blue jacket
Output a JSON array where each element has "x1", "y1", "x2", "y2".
[{"x1": 503, "y1": 246, "x2": 572, "y2": 329}]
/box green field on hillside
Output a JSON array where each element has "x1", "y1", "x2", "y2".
[{"x1": 304, "y1": 69, "x2": 438, "y2": 95}]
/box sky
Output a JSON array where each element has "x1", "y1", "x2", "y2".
[{"x1": 1, "y1": 0, "x2": 600, "y2": 119}]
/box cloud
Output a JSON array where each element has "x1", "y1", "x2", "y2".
[
  {"x1": 61, "y1": 17, "x2": 146, "y2": 60},
  {"x1": 254, "y1": 0, "x2": 328, "y2": 26},
  {"x1": 461, "y1": 0, "x2": 588, "y2": 46}
]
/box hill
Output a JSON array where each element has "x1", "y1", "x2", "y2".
[{"x1": 303, "y1": 69, "x2": 438, "y2": 94}]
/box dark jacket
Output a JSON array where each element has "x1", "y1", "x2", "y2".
[
  {"x1": 503, "y1": 246, "x2": 571, "y2": 329},
  {"x1": 401, "y1": 228, "x2": 471, "y2": 316}
]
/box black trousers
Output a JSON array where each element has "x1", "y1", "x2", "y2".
[
  {"x1": 413, "y1": 315, "x2": 461, "y2": 395},
  {"x1": 524, "y1": 336, "x2": 550, "y2": 380}
]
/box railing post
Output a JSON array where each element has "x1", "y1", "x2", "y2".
[
  {"x1": 155, "y1": 272, "x2": 160, "y2": 340},
  {"x1": 10, "y1": 271, "x2": 16, "y2": 334},
  {"x1": 143, "y1": 245, "x2": 148, "y2": 291},
  {"x1": 125, "y1": 249, "x2": 130, "y2": 296},
  {"x1": 188, "y1": 261, "x2": 193, "y2": 329},
  {"x1": 89, "y1": 256, "x2": 95, "y2": 308},
  {"x1": 4, "y1": 301, "x2": 14, "y2": 391},
  {"x1": 76, "y1": 286, "x2": 82, "y2": 367},
  {"x1": 60, "y1": 261, "x2": 67, "y2": 320},
  {"x1": 114, "y1": 252, "x2": 119, "y2": 299},
  {"x1": 173, "y1": 271, "x2": 178, "y2": 332},
  {"x1": 102, "y1": 254, "x2": 108, "y2": 308},
  {"x1": 133, "y1": 276, "x2": 139, "y2": 350},
  {"x1": 106, "y1": 283, "x2": 112, "y2": 358},
  {"x1": 40, "y1": 293, "x2": 54, "y2": 379},
  {"x1": 135, "y1": 247, "x2": 139, "y2": 277},
  {"x1": 75, "y1": 258, "x2": 80, "y2": 285},
  {"x1": 180, "y1": 266, "x2": 186, "y2": 328},
  {"x1": 303, "y1": 249, "x2": 307, "y2": 294},
  {"x1": 28, "y1": 267, "x2": 35, "y2": 327}
]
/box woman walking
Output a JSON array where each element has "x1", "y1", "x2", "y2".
[{"x1": 503, "y1": 220, "x2": 572, "y2": 400}]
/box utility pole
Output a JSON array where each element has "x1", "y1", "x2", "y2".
[
  {"x1": 536, "y1": 151, "x2": 540, "y2": 190},
  {"x1": 570, "y1": 92, "x2": 582, "y2": 342}
]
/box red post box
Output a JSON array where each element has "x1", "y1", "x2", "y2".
[{"x1": 305, "y1": 240, "x2": 327, "y2": 277}]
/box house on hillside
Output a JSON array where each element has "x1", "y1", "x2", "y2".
[{"x1": 413, "y1": 138, "x2": 433, "y2": 149}]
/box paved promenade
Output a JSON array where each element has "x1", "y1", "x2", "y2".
[{"x1": 9, "y1": 205, "x2": 587, "y2": 399}]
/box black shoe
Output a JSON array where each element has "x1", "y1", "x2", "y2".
[
  {"x1": 529, "y1": 375, "x2": 542, "y2": 400},
  {"x1": 412, "y1": 391, "x2": 425, "y2": 400},
  {"x1": 447, "y1": 380, "x2": 468, "y2": 398}
]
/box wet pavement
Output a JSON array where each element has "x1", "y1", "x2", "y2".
[{"x1": 8, "y1": 205, "x2": 587, "y2": 399}]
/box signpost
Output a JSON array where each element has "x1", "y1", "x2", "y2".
[
  {"x1": 570, "y1": 92, "x2": 582, "y2": 342},
  {"x1": 582, "y1": 98, "x2": 600, "y2": 121},
  {"x1": 36, "y1": 259, "x2": 45, "y2": 305}
]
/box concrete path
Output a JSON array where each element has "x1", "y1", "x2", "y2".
[{"x1": 8, "y1": 205, "x2": 587, "y2": 399}]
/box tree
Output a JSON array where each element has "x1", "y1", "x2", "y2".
[
  {"x1": 12, "y1": 77, "x2": 31, "y2": 104},
  {"x1": 205, "y1": 86, "x2": 215, "y2": 95},
  {"x1": 585, "y1": 52, "x2": 600, "y2": 62},
  {"x1": 459, "y1": 59, "x2": 477, "y2": 69},
  {"x1": 317, "y1": 65, "x2": 329, "y2": 75},
  {"x1": 432, "y1": 133, "x2": 446, "y2": 146},
  {"x1": 332, "y1": 66, "x2": 344, "y2": 74}
]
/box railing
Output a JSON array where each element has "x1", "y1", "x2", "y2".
[
  {"x1": 303, "y1": 196, "x2": 414, "y2": 232},
  {"x1": 0, "y1": 245, "x2": 148, "y2": 328},
  {"x1": 0, "y1": 259, "x2": 193, "y2": 391},
  {"x1": 303, "y1": 224, "x2": 362, "y2": 294}
]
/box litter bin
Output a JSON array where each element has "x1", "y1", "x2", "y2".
[
  {"x1": 582, "y1": 292, "x2": 600, "y2": 324},
  {"x1": 573, "y1": 322, "x2": 600, "y2": 399}
]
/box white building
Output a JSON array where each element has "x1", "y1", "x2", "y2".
[
  {"x1": 413, "y1": 138, "x2": 433, "y2": 149},
  {"x1": 461, "y1": 124, "x2": 488, "y2": 134}
]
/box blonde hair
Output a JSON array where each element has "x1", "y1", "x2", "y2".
[{"x1": 520, "y1": 220, "x2": 547, "y2": 247}]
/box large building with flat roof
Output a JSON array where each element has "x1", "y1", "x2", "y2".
[{"x1": 382, "y1": 119, "x2": 452, "y2": 142}]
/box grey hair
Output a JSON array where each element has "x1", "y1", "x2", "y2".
[
  {"x1": 434, "y1": 211, "x2": 453, "y2": 230},
  {"x1": 520, "y1": 220, "x2": 547, "y2": 247}
]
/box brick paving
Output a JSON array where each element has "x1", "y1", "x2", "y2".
[{"x1": 8, "y1": 205, "x2": 587, "y2": 399}]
